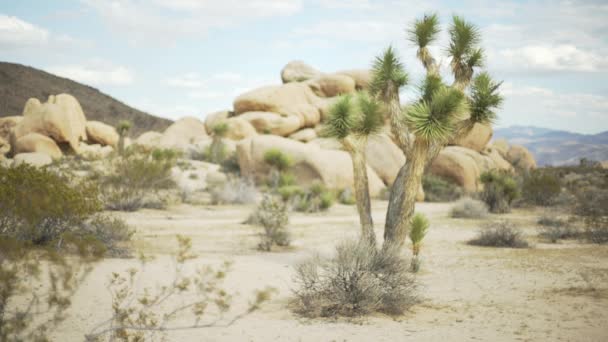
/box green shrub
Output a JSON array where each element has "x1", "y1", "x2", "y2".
[
  {"x1": 537, "y1": 215, "x2": 580, "y2": 243},
  {"x1": 253, "y1": 195, "x2": 290, "y2": 251},
  {"x1": 99, "y1": 150, "x2": 176, "y2": 211},
  {"x1": 293, "y1": 240, "x2": 417, "y2": 317},
  {"x1": 0, "y1": 164, "x2": 101, "y2": 245},
  {"x1": 574, "y1": 189, "x2": 608, "y2": 244},
  {"x1": 522, "y1": 170, "x2": 561, "y2": 206},
  {"x1": 422, "y1": 174, "x2": 463, "y2": 202},
  {"x1": 468, "y1": 221, "x2": 529, "y2": 248},
  {"x1": 263, "y1": 149, "x2": 293, "y2": 172},
  {"x1": 79, "y1": 214, "x2": 134, "y2": 257},
  {"x1": 278, "y1": 185, "x2": 305, "y2": 202},
  {"x1": 409, "y1": 213, "x2": 429, "y2": 272},
  {"x1": 450, "y1": 197, "x2": 489, "y2": 219},
  {"x1": 291, "y1": 182, "x2": 334, "y2": 213},
  {"x1": 479, "y1": 171, "x2": 519, "y2": 213}
]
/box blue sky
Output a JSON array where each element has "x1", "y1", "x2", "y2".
[{"x1": 1, "y1": 0, "x2": 607, "y2": 134}]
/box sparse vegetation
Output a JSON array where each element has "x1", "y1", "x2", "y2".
[
  {"x1": 252, "y1": 195, "x2": 290, "y2": 251},
  {"x1": 409, "y1": 213, "x2": 429, "y2": 272},
  {"x1": 521, "y1": 170, "x2": 561, "y2": 206},
  {"x1": 479, "y1": 171, "x2": 519, "y2": 213},
  {"x1": 574, "y1": 189, "x2": 608, "y2": 244},
  {"x1": 537, "y1": 215, "x2": 580, "y2": 243},
  {"x1": 293, "y1": 240, "x2": 417, "y2": 317},
  {"x1": 423, "y1": 174, "x2": 463, "y2": 202},
  {"x1": 468, "y1": 221, "x2": 529, "y2": 248},
  {"x1": 264, "y1": 149, "x2": 294, "y2": 189},
  {"x1": 450, "y1": 197, "x2": 489, "y2": 219},
  {"x1": 210, "y1": 176, "x2": 258, "y2": 205},
  {"x1": 290, "y1": 182, "x2": 334, "y2": 213}
]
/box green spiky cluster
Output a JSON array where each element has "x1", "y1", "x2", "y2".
[
  {"x1": 322, "y1": 95, "x2": 355, "y2": 140},
  {"x1": 353, "y1": 94, "x2": 385, "y2": 137},
  {"x1": 419, "y1": 74, "x2": 444, "y2": 103},
  {"x1": 323, "y1": 93, "x2": 384, "y2": 140},
  {"x1": 409, "y1": 213, "x2": 429, "y2": 247},
  {"x1": 469, "y1": 72, "x2": 503, "y2": 124},
  {"x1": 448, "y1": 16, "x2": 484, "y2": 83},
  {"x1": 408, "y1": 13, "x2": 440, "y2": 48},
  {"x1": 370, "y1": 46, "x2": 409, "y2": 99}
]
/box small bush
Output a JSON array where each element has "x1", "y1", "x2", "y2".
[
  {"x1": 338, "y1": 188, "x2": 356, "y2": 205},
  {"x1": 252, "y1": 195, "x2": 290, "y2": 251},
  {"x1": 210, "y1": 177, "x2": 258, "y2": 205},
  {"x1": 422, "y1": 174, "x2": 463, "y2": 202},
  {"x1": 450, "y1": 197, "x2": 489, "y2": 219},
  {"x1": 468, "y1": 221, "x2": 529, "y2": 248},
  {"x1": 291, "y1": 182, "x2": 334, "y2": 213},
  {"x1": 522, "y1": 170, "x2": 561, "y2": 206},
  {"x1": 278, "y1": 185, "x2": 305, "y2": 202},
  {"x1": 409, "y1": 213, "x2": 429, "y2": 272},
  {"x1": 263, "y1": 149, "x2": 293, "y2": 172},
  {"x1": 537, "y1": 215, "x2": 580, "y2": 243},
  {"x1": 80, "y1": 214, "x2": 134, "y2": 257},
  {"x1": 479, "y1": 171, "x2": 519, "y2": 213},
  {"x1": 279, "y1": 172, "x2": 296, "y2": 187},
  {"x1": 574, "y1": 189, "x2": 608, "y2": 244},
  {"x1": 293, "y1": 240, "x2": 417, "y2": 317}
]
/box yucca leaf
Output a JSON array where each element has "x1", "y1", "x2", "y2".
[
  {"x1": 469, "y1": 72, "x2": 503, "y2": 124},
  {"x1": 370, "y1": 46, "x2": 409, "y2": 99},
  {"x1": 419, "y1": 74, "x2": 444, "y2": 103},
  {"x1": 448, "y1": 15, "x2": 481, "y2": 60},
  {"x1": 408, "y1": 13, "x2": 440, "y2": 48},
  {"x1": 409, "y1": 213, "x2": 429, "y2": 245},
  {"x1": 321, "y1": 95, "x2": 355, "y2": 140},
  {"x1": 353, "y1": 93, "x2": 385, "y2": 137}
]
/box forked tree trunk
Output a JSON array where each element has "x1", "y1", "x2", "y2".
[{"x1": 344, "y1": 137, "x2": 376, "y2": 246}]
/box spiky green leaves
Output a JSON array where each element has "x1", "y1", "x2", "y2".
[
  {"x1": 408, "y1": 13, "x2": 440, "y2": 48},
  {"x1": 469, "y1": 72, "x2": 503, "y2": 124},
  {"x1": 405, "y1": 86, "x2": 467, "y2": 142},
  {"x1": 419, "y1": 74, "x2": 444, "y2": 103},
  {"x1": 409, "y1": 213, "x2": 429, "y2": 246},
  {"x1": 448, "y1": 16, "x2": 483, "y2": 85},
  {"x1": 322, "y1": 93, "x2": 385, "y2": 140},
  {"x1": 370, "y1": 46, "x2": 409, "y2": 100}
]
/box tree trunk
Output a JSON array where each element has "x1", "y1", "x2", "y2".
[
  {"x1": 383, "y1": 140, "x2": 428, "y2": 249},
  {"x1": 344, "y1": 138, "x2": 376, "y2": 246}
]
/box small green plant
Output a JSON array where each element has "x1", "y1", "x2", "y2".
[
  {"x1": 450, "y1": 197, "x2": 489, "y2": 219},
  {"x1": 479, "y1": 171, "x2": 519, "y2": 213},
  {"x1": 409, "y1": 213, "x2": 429, "y2": 272},
  {"x1": 522, "y1": 170, "x2": 561, "y2": 206},
  {"x1": 252, "y1": 195, "x2": 290, "y2": 251},
  {"x1": 468, "y1": 221, "x2": 529, "y2": 248},
  {"x1": 291, "y1": 182, "x2": 335, "y2": 213},
  {"x1": 263, "y1": 149, "x2": 293, "y2": 189},
  {"x1": 422, "y1": 174, "x2": 463, "y2": 202}
]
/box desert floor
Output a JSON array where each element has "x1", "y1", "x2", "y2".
[{"x1": 52, "y1": 201, "x2": 608, "y2": 341}]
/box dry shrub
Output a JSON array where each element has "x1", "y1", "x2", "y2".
[
  {"x1": 422, "y1": 174, "x2": 463, "y2": 202},
  {"x1": 468, "y1": 221, "x2": 529, "y2": 248},
  {"x1": 479, "y1": 171, "x2": 519, "y2": 213},
  {"x1": 210, "y1": 177, "x2": 258, "y2": 205},
  {"x1": 574, "y1": 189, "x2": 608, "y2": 244},
  {"x1": 450, "y1": 197, "x2": 489, "y2": 219},
  {"x1": 521, "y1": 170, "x2": 561, "y2": 206},
  {"x1": 252, "y1": 195, "x2": 290, "y2": 251},
  {"x1": 293, "y1": 240, "x2": 417, "y2": 317},
  {"x1": 537, "y1": 215, "x2": 580, "y2": 243}
]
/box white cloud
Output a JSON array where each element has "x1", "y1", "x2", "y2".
[
  {"x1": 313, "y1": 0, "x2": 372, "y2": 10},
  {"x1": 167, "y1": 73, "x2": 206, "y2": 88},
  {"x1": 499, "y1": 44, "x2": 608, "y2": 72},
  {"x1": 0, "y1": 15, "x2": 49, "y2": 47},
  {"x1": 153, "y1": 0, "x2": 302, "y2": 16},
  {"x1": 46, "y1": 60, "x2": 135, "y2": 86},
  {"x1": 293, "y1": 20, "x2": 397, "y2": 42}
]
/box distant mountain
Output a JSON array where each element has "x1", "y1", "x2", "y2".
[
  {"x1": 0, "y1": 62, "x2": 172, "y2": 136},
  {"x1": 494, "y1": 125, "x2": 608, "y2": 166}
]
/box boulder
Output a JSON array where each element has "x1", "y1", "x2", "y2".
[
  {"x1": 0, "y1": 116, "x2": 22, "y2": 142},
  {"x1": 15, "y1": 95, "x2": 87, "y2": 151},
  {"x1": 366, "y1": 133, "x2": 405, "y2": 185},
  {"x1": 186, "y1": 138, "x2": 237, "y2": 160},
  {"x1": 13, "y1": 152, "x2": 52, "y2": 167},
  {"x1": 206, "y1": 171, "x2": 228, "y2": 187},
  {"x1": 233, "y1": 83, "x2": 324, "y2": 128},
  {"x1": 280, "y1": 61, "x2": 322, "y2": 83},
  {"x1": 506, "y1": 145, "x2": 537, "y2": 170},
  {"x1": 335, "y1": 69, "x2": 372, "y2": 90},
  {"x1": 14, "y1": 133, "x2": 62, "y2": 159},
  {"x1": 204, "y1": 110, "x2": 231, "y2": 134},
  {"x1": 225, "y1": 117, "x2": 257, "y2": 140},
  {"x1": 171, "y1": 160, "x2": 221, "y2": 192},
  {"x1": 159, "y1": 117, "x2": 208, "y2": 150},
  {"x1": 78, "y1": 143, "x2": 114, "y2": 160},
  {"x1": 429, "y1": 146, "x2": 513, "y2": 192},
  {"x1": 236, "y1": 135, "x2": 385, "y2": 196},
  {"x1": 135, "y1": 131, "x2": 163, "y2": 151},
  {"x1": 307, "y1": 137, "x2": 343, "y2": 150},
  {"x1": 86, "y1": 121, "x2": 119, "y2": 147},
  {"x1": 0, "y1": 136, "x2": 10, "y2": 157},
  {"x1": 452, "y1": 123, "x2": 493, "y2": 152},
  {"x1": 288, "y1": 128, "x2": 317, "y2": 143},
  {"x1": 491, "y1": 139, "x2": 510, "y2": 157},
  {"x1": 485, "y1": 147, "x2": 514, "y2": 172},
  {"x1": 306, "y1": 74, "x2": 356, "y2": 98},
  {"x1": 239, "y1": 112, "x2": 302, "y2": 136}
]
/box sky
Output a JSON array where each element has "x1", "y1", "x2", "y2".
[{"x1": 1, "y1": 0, "x2": 607, "y2": 134}]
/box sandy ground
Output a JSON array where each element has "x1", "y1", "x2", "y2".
[{"x1": 49, "y1": 201, "x2": 608, "y2": 341}]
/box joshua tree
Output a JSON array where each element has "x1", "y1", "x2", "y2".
[
  {"x1": 324, "y1": 14, "x2": 503, "y2": 249},
  {"x1": 117, "y1": 120, "x2": 132, "y2": 155}
]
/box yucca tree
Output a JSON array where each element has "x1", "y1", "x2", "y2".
[
  {"x1": 322, "y1": 93, "x2": 384, "y2": 246},
  {"x1": 328, "y1": 13, "x2": 503, "y2": 250},
  {"x1": 409, "y1": 213, "x2": 429, "y2": 272},
  {"x1": 117, "y1": 120, "x2": 132, "y2": 155}
]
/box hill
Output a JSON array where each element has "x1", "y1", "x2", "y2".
[
  {"x1": 494, "y1": 125, "x2": 608, "y2": 166},
  {"x1": 0, "y1": 62, "x2": 172, "y2": 136}
]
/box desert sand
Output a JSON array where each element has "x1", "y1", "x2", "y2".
[{"x1": 51, "y1": 201, "x2": 608, "y2": 341}]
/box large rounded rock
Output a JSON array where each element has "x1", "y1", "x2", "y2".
[
  {"x1": 237, "y1": 135, "x2": 385, "y2": 196},
  {"x1": 15, "y1": 95, "x2": 87, "y2": 151},
  {"x1": 135, "y1": 131, "x2": 163, "y2": 151},
  {"x1": 239, "y1": 112, "x2": 302, "y2": 136},
  {"x1": 280, "y1": 61, "x2": 322, "y2": 83},
  {"x1": 0, "y1": 116, "x2": 22, "y2": 142},
  {"x1": 14, "y1": 133, "x2": 62, "y2": 159},
  {"x1": 491, "y1": 139, "x2": 510, "y2": 157},
  {"x1": 13, "y1": 152, "x2": 52, "y2": 167},
  {"x1": 335, "y1": 69, "x2": 372, "y2": 90},
  {"x1": 86, "y1": 121, "x2": 119, "y2": 147},
  {"x1": 506, "y1": 145, "x2": 537, "y2": 170},
  {"x1": 288, "y1": 128, "x2": 317, "y2": 143},
  {"x1": 306, "y1": 74, "x2": 356, "y2": 98},
  {"x1": 451, "y1": 123, "x2": 493, "y2": 152},
  {"x1": 204, "y1": 110, "x2": 231, "y2": 134},
  {"x1": 0, "y1": 136, "x2": 10, "y2": 157},
  {"x1": 366, "y1": 133, "x2": 405, "y2": 186},
  {"x1": 233, "y1": 83, "x2": 323, "y2": 128},
  {"x1": 225, "y1": 117, "x2": 257, "y2": 140},
  {"x1": 159, "y1": 117, "x2": 208, "y2": 150}
]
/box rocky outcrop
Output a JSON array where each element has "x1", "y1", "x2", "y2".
[
  {"x1": 86, "y1": 121, "x2": 119, "y2": 147},
  {"x1": 288, "y1": 128, "x2": 317, "y2": 143},
  {"x1": 452, "y1": 123, "x2": 493, "y2": 152},
  {"x1": 237, "y1": 135, "x2": 385, "y2": 196},
  {"x1": 0, "y1": 137, "x2": 10, "y2": 157},
  {"x1": 366, "y1": 133, "x2": 405, "y2": 186},
  {"x1": 239, "y1": 111, "x2": 302, "y2": 136},
  {"x1": 306, "y1": 74, "x2": 356, "y2": 98},
  {"x1": 0, "y1": 116, "x2": 21, "y2": 143},
  {"x1": 204, "y1": 110, "x2": 230, "y2": 134},
  {"x1": 506, "y1": 145, "x2": 537, "y2": 170},
  {"x1": 135, "y1": 131, "x2": 163, "y2": 151},
  {"x1": 13, "y1": 152, "x2": 52, "y2": 167},
  {"x1": 335, "y1": 69, "x2": 372, "y2": 90},
  {"x1": 158, "y1": 116, "x2": 208, "y2": 150},
  {"x1": 280, "y1": 61, "x2": 322, "y2": 83},
  {"x1": 14, "y1": 133, "x2": 62, "y2": 159},
  {"x1": 225, "y1": 117, "x2": 257, "y2": 140}
]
